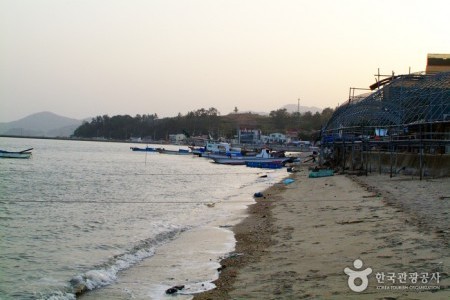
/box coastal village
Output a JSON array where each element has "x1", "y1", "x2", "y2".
[
  {"x1": 2, "y1": 1, "x2": 450, "y2": 298},
  {"x1": 191, "y1": 55, "x2": 450, "y2": 299},
  {"x1": 124, "y1": 54, "x2": 450, "y2": 179},
  {"x1": 1, "y1": 55, "x2": 449, "y2": 299}
]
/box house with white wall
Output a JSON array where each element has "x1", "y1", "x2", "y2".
[
  {"x1": 268, "y1": 132, "x2": 287, "y2": 143},
  {"x1": 169, "y1": 133, "x2": 187, "y2": 144}
]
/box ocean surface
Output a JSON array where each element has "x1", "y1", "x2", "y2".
[{"x1": 0, "y1": 137, "x2": 287, "y2": 300}]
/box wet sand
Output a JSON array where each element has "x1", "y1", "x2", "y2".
[{"x1": 194, "y1": 165, "x2": 449, "y2": 299}]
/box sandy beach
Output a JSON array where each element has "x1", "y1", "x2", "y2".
[{"x1": 194, "y1": 165, "x2": 449, "y2": 299}]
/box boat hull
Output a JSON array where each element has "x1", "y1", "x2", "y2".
[
  {"x1": 157, "y1": 149, "x2": 192, "y2": 155},
  {"x1": 212, "y1": 155, "x2": 290, "y2": 166},
  {"x1": 212, "y1": 157, "x2": 246, "y2": 165},
  {"x1": 130, "y1": 147, "x2": 158, "y2": 152},
  {"x1": 0, "y1": 150, "x2": 32, "y2": 159},
  {"x1": 245, "y1": 161, "x2": 283, "y2": 169}
]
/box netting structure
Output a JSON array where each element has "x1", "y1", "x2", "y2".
[
  {"x1": 319, "y1": 71, "x2": 450, "y2": 178},
  {"x1": 322, "y1": 71, "x2": 450, "y2": 140}
]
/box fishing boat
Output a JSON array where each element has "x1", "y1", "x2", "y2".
[
  {"x1": 0, "y1": 148, "x2": 33, "y2": 159},
  {"x1": 130, "y1": 146, "x2": 159, "y2": 152},
  {"x1": 245, "y1": 161, "x2": 283, "y2": 169},
  {"x1": 211, "y1": 149, "x2": 292, "y2": 166},
  {"x1": 211, "y1": 157, "x2": 247, "y2": 165},
  {"x1": 157, "y1": 148, "x2": 192, "y2": 155},
  {"x1": 193, "y1": 141, "x2": 243, "y2": 158},
  {"x1": 211, "y1": 155, "x2": 289, "y2": 166}
]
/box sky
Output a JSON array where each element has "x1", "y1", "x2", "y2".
[{"x1": 1, "y1": 0, "x2": 449, "y2": 122}]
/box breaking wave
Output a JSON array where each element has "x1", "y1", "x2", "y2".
[{"x1": 40, "y1": 228, "x2": 187, "y2": 300}]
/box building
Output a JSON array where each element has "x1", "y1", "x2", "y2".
[
  {"x1": 238, "y1": 128, "x2": 261, "y2": 144},
  {"x1": 285, "y1": 130, "x2": 300, "y2": 142},
  {"x1": 426, "y1": 53, "x2": 450, "y2": 74},
  {"x1": 268, "y1": 132, "x2": 287, "y2": 144},
  {"x1": 169, "y1": 133, "x2": 187, "y2": 144}
]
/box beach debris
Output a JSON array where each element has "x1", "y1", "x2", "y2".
[
  {"x1": 259, "y1": 174, "x2": 268, "y2": 178},
  {"x1": 165, "y1": 285, "x2": 185, "y2": 295},
  {"x1": 363, "y1": 193, "x2": 381, "y2": 198},
  {"x1": 254, "y1": 192, "x2": 264, "y2": 198},
  {"x1": 173, "y1": 282, "x2": 216, "y2": 295},
  {"x1": 336, "y1": 220, "x2": 364, "y2": 225},
  {"x1": 70, "y1": 275, "x2": 87, "y2": 296},
  {"x1": 219, "y1": 224, "x2": 233, "y2": 228},
  {"x1": 225, "y1": 252, "x2": 244, "y2": 259},
  {"x1": 206, "y1": 203, "x2": 215, "y2": 208},
  {"x1": 217, "y1": 265, "x2": 226, "y2": 272},
  {"x1": 283, "y1": 178, "x2": 295, "y2": 185},
  {"x1": 287, "y1": 166, "x2": 301, "y2": 172}
]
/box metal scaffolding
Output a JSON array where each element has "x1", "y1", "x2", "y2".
[{"x1": 320, "y1": 71, "x2": 450, "y2": 178}]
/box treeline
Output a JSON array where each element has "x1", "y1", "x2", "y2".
[{"x1": 73, "y1": 107, "x2": 334, "y2": 141}]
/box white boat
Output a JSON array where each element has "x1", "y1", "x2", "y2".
[
  {"x1": 0, "y1": 148, "x2": 33, "y2": 159},
  {"x1": 206, "y1": 141, "x2": 241, "y2": 153},
  {"x1": 212, "y1": 149, "x2": 292, "y2": 166},
  {"x1": 211, "y1": 157, "x2": 246, "y2": 165},
  {"x1": 195, "y1": 141, "x2": 242, "y2": 157}
]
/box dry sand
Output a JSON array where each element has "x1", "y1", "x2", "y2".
[{"x1": 194, "y1": 165, "x2": 449, "y2": 300}]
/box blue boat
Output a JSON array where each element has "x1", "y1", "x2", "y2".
[
  {"x1": 157, "y1": 148, "x2": 192, "y2": 155},
  {"x1": 245, "y1": 161, "x2": 283, "y2": 169}
]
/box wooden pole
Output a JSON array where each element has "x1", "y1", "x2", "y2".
[
  {"x1": 419, "y1": 125, "x2": 423, "y2": 180},
  {"x1": 378, "y1": 147, "x2": 382, "y2": 175},
  {"x1": 389, "y1": 141, "x2": 393, "y2": 178},
  {"x1": 342, "y1": 141, "x2": 346, "y2": 172}
]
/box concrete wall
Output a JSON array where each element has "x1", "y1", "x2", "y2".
[{"x1": 333, "y1": 147, "x2": 450, "y2": 178}]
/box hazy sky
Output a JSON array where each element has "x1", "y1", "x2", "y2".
[{"x1": 1, "y1": 0, "x2": 449, "y2": 122}]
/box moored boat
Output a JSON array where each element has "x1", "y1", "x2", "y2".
[
  {"x1": 211, "y1": 149, "x2": 292, "y2": 166},
  {"x1": 211, "y1": 157, "x2": 246, "y2": 165},
  {"x1": 0, "y1": 148, "x2": 33, "y2": 159},
  {"x1": 245, "y1": 161, "x2": 283, "y2": 169},
  {"x1": 194, "y1": 141, "x2": 242, "y2": 157},
  {"x1": 130, "y1": 146, "x2": 159, "y2": 152},
  {"x1": 157, "y1": 148, "x2": 192, "y2": 155}
]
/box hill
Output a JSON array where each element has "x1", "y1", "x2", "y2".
[{"x1": 0, "y1": 112, "x2": 82, "y2": 137}]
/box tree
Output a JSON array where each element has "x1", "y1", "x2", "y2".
[
  {"x1": 73, "y1": 106, "x2": 335, "y2": 142},
  {"x1": 269, "y1": 108, "x2": 289, "y2": 131}
]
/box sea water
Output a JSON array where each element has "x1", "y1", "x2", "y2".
[{"x1": 0, "y1": 137, "x2": 286, "y2": 299}]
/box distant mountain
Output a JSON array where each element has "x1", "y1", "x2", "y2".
[
  {"x1": 0, "y1": 112, "x2": 83, "y2": 137},
  {"x1": 281, "y1": 104, "x2": 323, "y2": 114}
]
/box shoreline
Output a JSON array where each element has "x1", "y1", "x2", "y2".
[
  {"x1": 76, "y1": 167, "x2": 288, "y2": 299},
  {"x1": 193, "y1": 170, "x2": 285, "y2": 300},
  {"x1": 194, "y1": 165, "x2": 449, "y2": 299}
]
